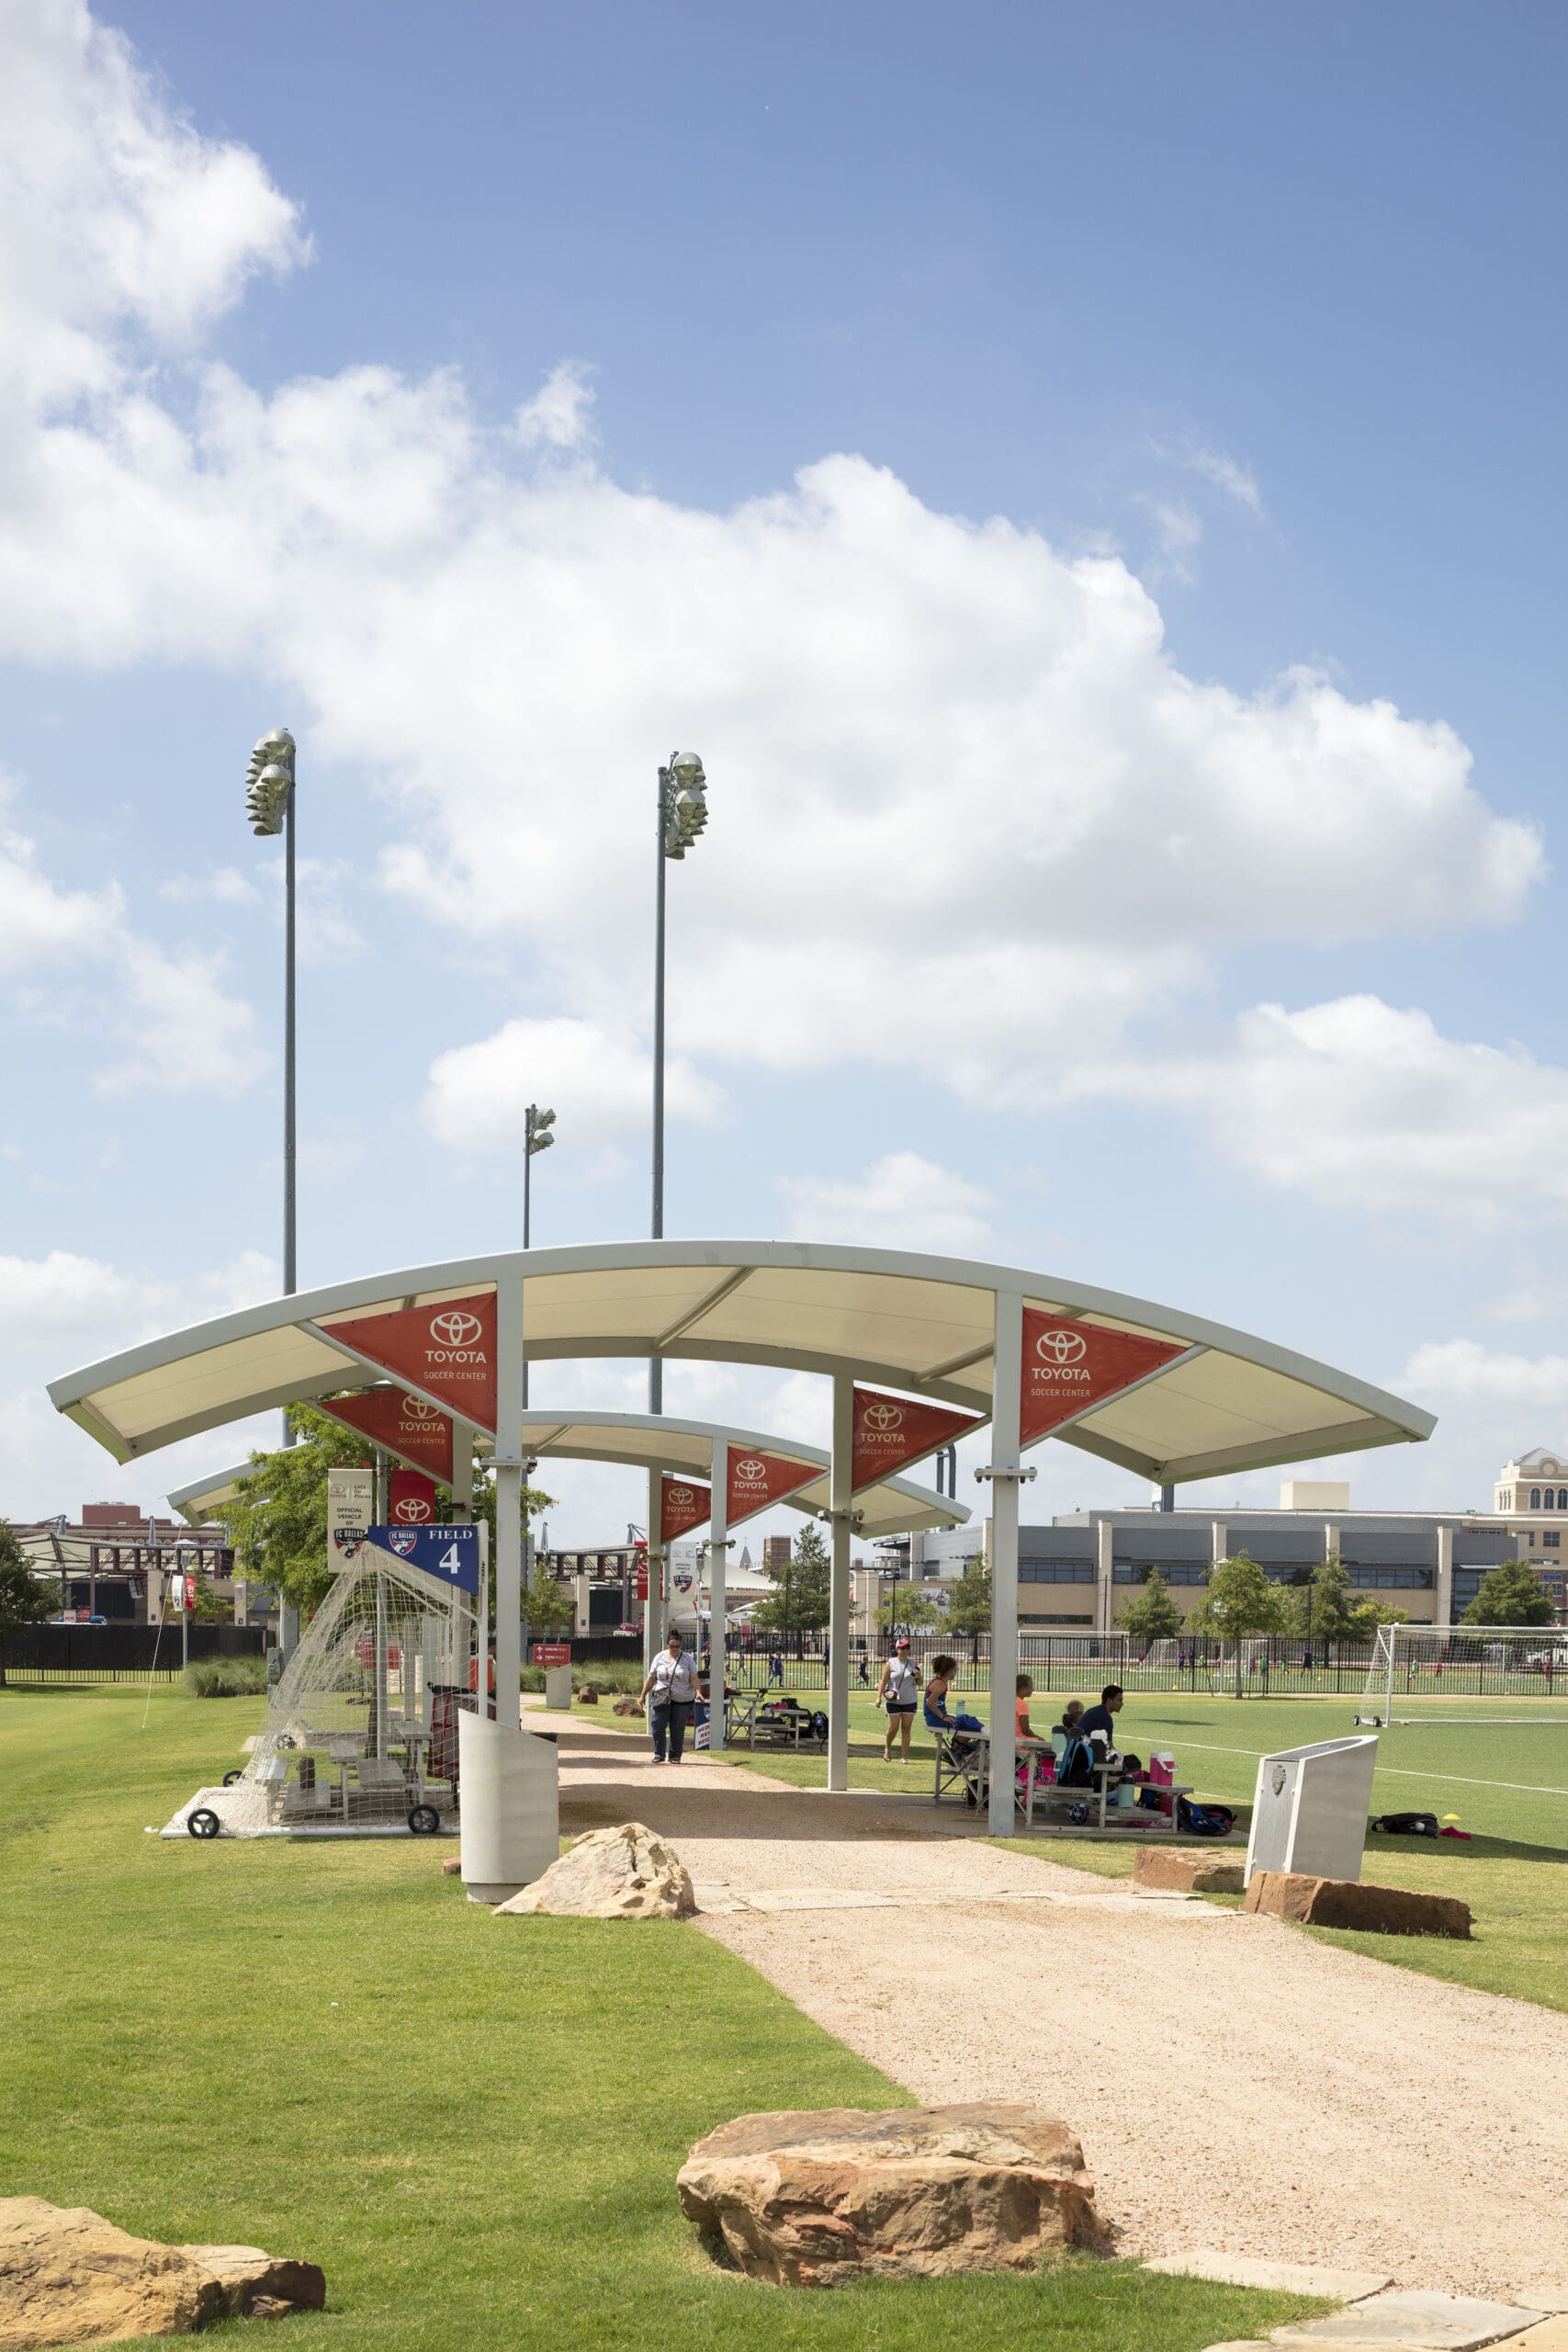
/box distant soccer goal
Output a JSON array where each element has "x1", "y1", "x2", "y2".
[{"x1": 1356, "y1": 1623, "x2": 1568, "y2": 1728}]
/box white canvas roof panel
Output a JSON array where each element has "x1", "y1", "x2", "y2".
[{"x1": 53, "y1": 1239, "x2": 1434, "y2": 1485}]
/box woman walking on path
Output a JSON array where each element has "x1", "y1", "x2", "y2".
[
  {"x1": 640, "y1": 1628, "x2": 703, "y2": 1764},
  {"x1": 876, "y1": 1636, "x2": 921, "y2": 1763}
]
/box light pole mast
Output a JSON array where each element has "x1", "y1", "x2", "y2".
[
  {"x1": 649, "y1": 752, "x2": 707, "y2": 1415},
  {"x1": 244, "y1": 729, "x2": 298, "y2": 1430},
  {"x1": 522, "y1": 1102, "x2": 555, "y2": 1410}
]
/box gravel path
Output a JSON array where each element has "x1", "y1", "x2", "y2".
[{"x1": 551, "y1": 1719, "x2": 1568, "y2": 2299}]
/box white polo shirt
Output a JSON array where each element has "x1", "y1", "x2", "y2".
[{"x1": 648, "y1": 1649, "x2": 700, "y2": 1704}]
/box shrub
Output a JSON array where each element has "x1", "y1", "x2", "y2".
[{"x1": 184, "y1": 1655, "x2": 268, "y2": 1699}]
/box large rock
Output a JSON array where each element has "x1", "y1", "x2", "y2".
[
  {"x1": 612, "y1": 1696, "x2": 644, "y2": 1719},
  {"x1": 676, "y1": 2103, "x2": 1107, "y2": 2286},
  {"x1": 493, "y1": 1821, "x2": 695, "y2": 1919},
  {"x1": 1133, "y1": 1846, "x2": 1246, "y2": 1895},
  {"x1": 1245, "y1": 1871, "x2": 1472, "y2": 1939},
  {"x1": 177, "y1": 2245, "x2": 325, "y2": 2318},
  {"x1": 0, "y1": 2197, "x2": 222, "y2": 2346}
]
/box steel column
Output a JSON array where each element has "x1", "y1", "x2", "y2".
[
  {"x1": 987, "y1": 1291, "x2": 1024, "y2": 1835},
  {"x1": 828, "y1": 1374, "x2": 852, "y2": 1792},
  {"x1": 708, "y1": 1440, "x2": 728, "y2": 1751},
  {"x1": 492, "y1": 1270, "x2": 525, "y2": 1719}
]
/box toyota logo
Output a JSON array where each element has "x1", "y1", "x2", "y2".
[
  {"x1": 1035, "y1": 1329, "x2": 1088, "y2": 1365},
  {"x1": 863, "y1": 1401, "x2": 904, "y2": 1431},
  {"x1": 393, "y1": 1496, "x2": 434, "y2": 1523},
  {"x1": 671, "y1": 1487, "x2": 693, "y2": 1506},
  {"x1": 430, "y1": 1310, "x2": 482, "y2": 1347},
  {"x1": 736, "y1": 1458, "x2": 767, "y2": 1481},
  {"x1": 401, "y1": 1395, "x2": 439, "y2": 1420}
]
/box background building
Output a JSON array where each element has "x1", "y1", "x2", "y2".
[{"x1": 14, "y1": 1502, "x2": 241, "y2": 1623}]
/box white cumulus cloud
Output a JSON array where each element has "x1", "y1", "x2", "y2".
[
  {"x1": 781, "y1": 1152, "x2": 997, "y2": 1256},
  {"x1": 1076, "y1": 996, "x2": 1568, "y2": 1226},
  {"x1": 422, "y1": 1015, "x2": 725, "y2": 1154}
]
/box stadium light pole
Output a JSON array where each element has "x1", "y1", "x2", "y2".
[
  {"x1": 243, "y1": 729, "x2": 298, "y2": 1436},
  {"x1": 649, "y1": 751, "x2": 707, "y2": 1417},
  {"x1": 522, "y1": 1103, "x2": 555, "y2": 1409}
]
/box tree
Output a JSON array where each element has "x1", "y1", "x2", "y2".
[
  {"x1": 1463, "y1": 1560, "x2": 1557, "y2": 1629},
  {"x1": 946, "y1": 1550, "x2": 992, "y2": 1637},
  {"x1": 1117, "y1": 1567, "x2": 1182, "y2": 1642},
  {"x1": 0, "y1": 1523, "x2": 51, "y2": 1686},
  {"x1": 522, "y1": 1555, "x2": 573, "y2": 1632},
  {"x1": 750, "y1": 1523, "x2": 833, "y2": 1634},
  {"x1": 875, "y1": 1586, "x2": 942, "y2": 1634},
  {"x1": 1286, "y1": 1556, "x2": 1411, "y2": 1647},
  {"x1": 1186, "y1": 1552, "x2": 1284, "y2": 1696},
  {"x1": 217, "y1": 1404, "x2": 554, "y2": 1614}
]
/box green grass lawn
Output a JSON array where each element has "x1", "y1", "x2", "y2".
[
  {"x1": 727, "y1": 1690, "x2": 1568, "y2": 2013},
  {"x1": 0, "y1": 1687, "x2": 1330, "y2": 2352}
]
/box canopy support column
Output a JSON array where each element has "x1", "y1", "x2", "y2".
[
  {"x1": 644, "y1": 1469, "x2": 660, "y2": 1676},
  {"x1": 492, "y1": 1272, "x2": 525, "y2": 1721},
  {"x1": 828, "y1": 1374, "x2": 852, "y2": 1792},
  {"x1": 708, "y1": 1440, "x2": 728, "y2": 1752},
  {"x1": 987, "y1": 1290, "x2": 1024, "y2": 1837}
]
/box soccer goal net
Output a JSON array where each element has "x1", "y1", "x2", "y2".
[
  {"x1": 1357, "y1": 1623, "x2": 1568, "y2": 1727},
  {"x1": 164, "y1": 1550, "x2": 478, "y2": 1838}
]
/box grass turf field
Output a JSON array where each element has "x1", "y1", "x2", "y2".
[
  {"x1": 722, "y1": 1690, "x2": 1568, "y2": 2015},
  {"x1": 0, "y1": 1686, "x2": 1330, "y2": 2352}
]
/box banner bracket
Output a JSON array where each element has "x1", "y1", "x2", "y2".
[{"x1": 975, "y1": 1464, "x2": 1037, "y2": 1484}]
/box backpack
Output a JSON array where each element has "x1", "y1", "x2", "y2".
[
  {"x1": 1056, "y1": 1730, "x2": 1095, "y2": 1788},
  {"x1": 1176, "y1": 1796, "x2": 1235, "y2": 1838},
  {"x1": 1371, "y1": 1810, "x2": 1438, "y2": 1838}
]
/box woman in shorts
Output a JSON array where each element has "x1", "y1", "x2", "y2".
[{"x1": 876, "y1": 1636, "x2": 921, "y2": 1763}]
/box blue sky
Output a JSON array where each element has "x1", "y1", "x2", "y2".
[{"x1": 3, "y1": 0, "x2": 1566, "y2": 1535}]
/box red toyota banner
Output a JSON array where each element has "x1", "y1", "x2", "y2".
[
  {"x1": 1019, "y1": 1309, "x2": 1188, "y2": 1448},
  {"x1": 389, "y1": 1467, "x2": 438, "y2": 1525},
  {"x1": 660, "y1": 1476, "x2": 711, "y2": 1544},
  {"x1": 852, "y1": 1386, "x2": 983, "y2": 1492},
  {"x1": 321, "y1": 1291, "x2": 497, "y2": 1432},
  {"x1": 320, "y1": 1388, "x2": 456, "y2": 1483},
  {"x1": 727, "y1": 1448, "x2": 815, "y2": 1526}
]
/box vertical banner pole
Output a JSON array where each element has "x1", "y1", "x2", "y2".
[
  {"x1": 709, "y1": 1441, "x2": 728, "y2": 1752},
  {"x1": 492, "y1": 1271, "x2": 525, "y2": 1724},
  {"x1": 828, "y1": 1375, "x2": 852, "y2": 1792},
  {"x1": 987, "y1": 1290, "x2": 1024, "y2": 1835},
  {"x1": 645, "y1": 1469, "x2": 660, "y2": 1677}
]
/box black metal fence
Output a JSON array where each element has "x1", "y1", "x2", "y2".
[
  {"x1": 2, "y1": 1623, "x2": 267, "y2": 1686},
  {"x1": 709, "y1": 1633, "x2": 1389, "y2": 1697}
]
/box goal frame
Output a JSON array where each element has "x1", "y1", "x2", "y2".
[{"x1": 1356, "y1": 1622, "x2": 1568, "y2": 1727}]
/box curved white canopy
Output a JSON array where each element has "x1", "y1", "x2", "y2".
[
  {"x1": 51, "y1": 1238, "x2": 1434, "y2": 1484},
  {"x1": 166, "y1": 1407, "x2": 968, "y2": 1539}
]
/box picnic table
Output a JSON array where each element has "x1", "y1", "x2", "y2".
[{"x1": 932, "y1": 1727, "x2": 1193, "y2": 1833}]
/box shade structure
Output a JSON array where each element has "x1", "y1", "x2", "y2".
[
  {"x1": 166, "y1": 1407, "x2": 969, "y2": 1540},
  {"x1": 50, "y1": 1238, "x2": 1433, "y2": 1481}
]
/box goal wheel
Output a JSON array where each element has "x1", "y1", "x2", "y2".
[
  {"x1": 407, "y1": 1804, "x2": 441, "y2": 1836},
  {"x1": 187, "y1": 1808, "x2": 221, "y2": 1840},
  {"x1": 221, "y1": 1769, "x2": 243, "y2": 1786}
]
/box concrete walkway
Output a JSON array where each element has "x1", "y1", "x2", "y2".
[{"x1": 547, "y1": 1715, "x2": 1568, "y2": 2301}]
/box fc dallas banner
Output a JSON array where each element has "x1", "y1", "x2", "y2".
[
  {"x1": 727, "y1": 1448, "x2": 815, "y2": 1526},
  {"x1": 660, "y1": 1476, "x2": 711, "y2": 1544},
  {"x1": 1020, "y1": 1309, "x2": 1188, "y2": 1448},
  {"x1": 321, "y1": 1291, "x2": 497, "y2": 1432},
  {"x1": 320, "y1": 1389, "x2": 456, "y2": 1484},
  {"x1": 852, "y1": 1386, "x2": 982, "y2": 1492}
]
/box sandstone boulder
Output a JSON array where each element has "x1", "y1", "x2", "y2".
[
  {"x1": 1245, "y1": 1871, "x2": 1471, "y2": 1939},
  {"x1": 178, "y1": 2245, "x2": 325, "y2": 2318},
  {"x1": 493, "y1": 1820, "x2": 696, "y2": 1919},
  {"x1": 0, "y1": 2197, "x2": 223, "y2": 2346},
  {"x1": 441, "y1": 1855, "x2": 463, "y2": 1876},
  {"x1": 612, "y1": 1696, "x2": 644, "y2": 1719},
  {"x1": 676, "y1": 2103, "x2": 1108, "y2": 2286},
  {"x1": 1133, "y1": 1847, "x2": 1245, "y2": 1896},
  {"x1": 576, "y1": 1686, "x2": 599, "y2": 1705}
]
